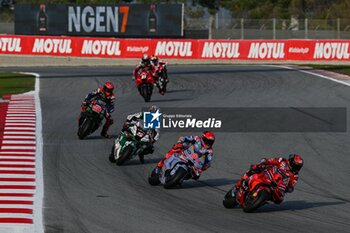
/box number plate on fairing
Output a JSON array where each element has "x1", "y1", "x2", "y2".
[{"x1": 92, "y1": 105, "x2": 102, "y2": 113}]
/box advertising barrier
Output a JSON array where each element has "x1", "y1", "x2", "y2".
[
  {"x1": 1, "y1": 35, "x2": 350, "y2": 61},
  {"x1": 15, "y1": 4, "x2": 183, "y2": 37}
]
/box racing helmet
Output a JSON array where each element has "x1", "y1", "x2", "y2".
[
  {"x1": 150, "y1": 55, "x2": 159, "y2": 66},
  {"x1": 103, "y1": 81, "x2": 114, "y2": 97},
  {"x1": 141, "y1": 54, "x2": 150, "y2": 67},
  {"x1": 202, "y1": 131, "x2": 215, "y2": 148},
  {"x1": 288, "y1": 154, "x2": 304, "y2": 173}
]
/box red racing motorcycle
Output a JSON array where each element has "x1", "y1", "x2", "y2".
[
  {"x1": 223, "y1": 165, "x2": 289, "y2": 212},
  {"x1": 135, "y1": 70, "x2": 154, "y2": 102},
  {"x1": 153, "y1": 62, "x2": 168, "y2": 95}
]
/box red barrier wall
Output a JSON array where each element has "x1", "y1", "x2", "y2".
[{"x1": 1, "y1": 35, "x2": 349, "y2": 61}]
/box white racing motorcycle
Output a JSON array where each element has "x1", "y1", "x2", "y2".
[{"x1": 148, "y1": 145, "x2": 203, "y2": 189}]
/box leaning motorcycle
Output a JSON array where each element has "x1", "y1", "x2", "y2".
[
  {"x1": 109, "y1": 122, "x2": 150, "y2": 165},
  {"x1": 223, "y1": 165, "x2": 288, "y2": 212},
  {"x1": 135, "y1": 70, "x2": 154, "y2": 102},
  {"x1": 77, "y1": 98, "x2": 106, "y2": 139},
  {"x1": 154, "y1": 63, "x2": 168, "y2": 95},
  {"x1": 148, "y1": 145, "x2": 202, "y2": 189}
]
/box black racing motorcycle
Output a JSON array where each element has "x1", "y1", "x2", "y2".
[{"x1": 77, "y1": 98, "x2": 106, "y2": 139}]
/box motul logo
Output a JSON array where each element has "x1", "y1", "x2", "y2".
[
  {"x1": 248, "y1": 42, "x2": 285, "y2": 59},
  {"x1": 313, "y1": 43, "x2": 350, "y2": 59},
  {"x1": 0, "y1": 38, "x2": 21, "y2": 52},
  {"x1": 81, "y1": 40, "x2": 121, "y2": 56},
  {"x1": 155, "y1": 41, "x2": 192, "y2": 57},
  {"x1": 32, "y1": 39, "x2": 72, "y2": 54},
  {"x1": 201, "y1": 42, "x2": 240, "y2": 58}
]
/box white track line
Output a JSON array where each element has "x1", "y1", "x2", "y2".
[
  {"x1": 30, "y1": 72, "x2": 43, "y2": 233},
  {"x1": 272, "y1": 65, "x2": 350, "y2": 87},
  {"x1": 3, "y1": 136, "x2": 36, "y2": 140},
  {"x1": 2, "y1": 141, "x2": 36, "y2": 145},
  {"x1": 4, "y1": 132, "x2": 36, "y2": 135},
  {"x1": 0, "y1": 175, "x2": 35, "y2": 179}
]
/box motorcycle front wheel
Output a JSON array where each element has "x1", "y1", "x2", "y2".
[
  {"x1": 78, "y1": 118, "x2": 92, "y2": 140},
  {"x1": 223, "y1": 188, "x2": 238, "y2": 209},
  {"x1": 116, "y1": 145, "x2": 134, "y2": 166}
]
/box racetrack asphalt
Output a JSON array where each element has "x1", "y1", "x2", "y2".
[{"x1": 1, "y1": 65, "x2": 349, "y2": 233}]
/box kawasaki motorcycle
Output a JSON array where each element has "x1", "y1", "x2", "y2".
[{"x1": 109, "y1": 122, "x2": 151, "y2": 165}]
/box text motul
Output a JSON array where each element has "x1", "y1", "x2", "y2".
[
  {"x1": 201, "y1": 42, "x2": 240, "y2": 58},
  {"x1": 32, "y1": 39, "x2": 72, "y2": 54},
  {"x1": 155, "y1": 41, "x2": 192, "y2": 57},
  {"x1": 248, "y1": 43, "x2": 285, "y2": 59},
  {"x1": 0, "y1": 38, "x2": 21, "y2": 52},
  {"x1": 313, "y1": 42, "x2": 350, "y2": 59},
  {"x1": 81, "y1": 40, "x2": 121, "y2": 56}
]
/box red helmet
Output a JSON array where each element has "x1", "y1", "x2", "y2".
[
  {"x1": 288, "y1": 154, "x2": 304, "y2": 173},
  {"x1": 202, "y1": 131, "x2": 215, "y2": 148},
  {"x1": 103, "y1": 81, "x2": 114, "y2": 97}
]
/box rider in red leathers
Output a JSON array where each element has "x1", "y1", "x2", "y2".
[
  {"x1": 235, "y1": 154, "x2": 304, "y2": 203},
  {"x1": 150, "y1": 55, "x2": 168, "y2": 83},
  {"x1": 152, "y1": 131, "x2": 215, "y2": 179},
  {"x1": 133, "y1": 54, "x2": 155, "y2": 80},
  {"x1": 79, "y1": 81, "x2": 115, "y2": 139}
]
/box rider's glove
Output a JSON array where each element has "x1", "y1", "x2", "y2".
[{"x1": 251, "y1": 164, "x2": 263, "y2": 172}]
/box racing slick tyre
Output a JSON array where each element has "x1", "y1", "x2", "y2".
[
  {"x1": 164, "y1": 167, "x2": 187, "y2": 189},
  {"x1": 109, "y1": 145, "x2": 116, "y2": 163},
  {"x1": 116, "y1": 145, "x2": 133, "y2": 166},
  {"x1": 223, "y1": 188, "x2": 238, "y2": 209},
  {"x1": 243, "y1": 189, "x2": 271, "y2": 213},
  {"x1": 140, "y1": 84, "x2": 153, "y2": 102},
  {"x1": 78, "y1": 118, "x2": 92, "y2": 140},
  {"x1": 148, "y1": 168, "x2": 161, "y2": 186}
]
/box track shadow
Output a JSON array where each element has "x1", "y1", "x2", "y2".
[
  {"x1": 151, "y1": 98, "x2": 192, "y2": 103},
  {"x1": 166, "y1": 89, "x2": 194, "y2": 94},
  {"x1": 182, "y1": 178, "x2": 238, "y2": 189},
  {"x1": 257, "y1": 200, "x2": 345, "y2": 212},
  {"x1": 115, "y1": 157, "x2": 160, "y2": 166},
  {"x1": 83, "y1": 135, "x2": 117, "y2": 140}
]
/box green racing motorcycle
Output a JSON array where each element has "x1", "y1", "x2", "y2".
[{"x1": 109, "y1": 122, "x2": 152, "y2": 165}]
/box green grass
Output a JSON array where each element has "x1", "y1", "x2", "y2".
[
  {"x1": 0, "y1": 73, "x2": 35, "y2": 98},
  {"x1": 307, "y1": 64, "x2": 350, "y2": 76}
]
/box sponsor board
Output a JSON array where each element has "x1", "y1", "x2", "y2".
[{"x1": 1, "y1": 35, "x2": 350, "y2": 61}]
